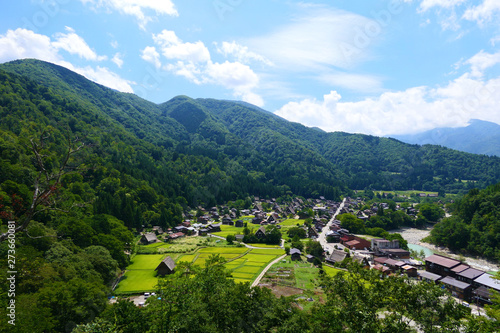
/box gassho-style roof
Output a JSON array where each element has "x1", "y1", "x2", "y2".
[
  {"x1": 425, "y1": 254, "x2": 461, "y2": 268},
  {"x1": 156, "y1": 256, "x2": 176, "y2": 272}
]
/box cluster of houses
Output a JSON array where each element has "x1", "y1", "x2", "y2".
[{"x1": 422, "y1": 254, "x2": 500, "y2": 305}]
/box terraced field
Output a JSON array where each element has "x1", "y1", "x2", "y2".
[{"x1": 115, "y1": 239, "x2": 285, "y2": 294}]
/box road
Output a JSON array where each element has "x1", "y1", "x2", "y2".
[{"x1": 317, "y1": 198, "x2": 346, "y2": 254}]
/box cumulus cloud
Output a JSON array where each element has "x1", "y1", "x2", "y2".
[
  {"x1": 0, "y1": 28, "x2": 134, "y2": 93},
  {"x1": 52, "y1": 27, "x2": 107, "y2": 61},
  {"x1": 80, "y1": 0, "x2": 178, "y2": 29},
  {"x1": 112, "y1": 52, "x2": 124, "y2": 68},
  {"x1": 463, "y1": 0, "x2": 500, "y2": 25},
  {"x1": 141, "y1": 46, "x2": 161, "y2": 69},
  {"x1": 276, "y1": 50, "x2": 500, "y2": 136},
  {"x1": 143, "y1": 30, "x2": 264, "y2": 106},
  {"x1": 215, "y1": 41, "x2": 273, "y2": 66}
]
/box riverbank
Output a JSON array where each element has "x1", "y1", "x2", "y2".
[{"x1": 390, "y1": 226, "x2": 499, "y2": 273}]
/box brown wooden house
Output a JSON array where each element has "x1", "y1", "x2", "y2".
[{"x1": 155, "y1": 256, "x2": 176, "y2": 276}]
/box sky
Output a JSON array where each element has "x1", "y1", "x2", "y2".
[{"x1": 1, "y1": 0, "x2": 500, "y2": 136}]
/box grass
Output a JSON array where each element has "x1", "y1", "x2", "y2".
[
  {"x1": 213, "y1": 225, "x2": 245, "y2": 237},
  {"x1": 115, "y1": 269, "x2": 158, "y2": 294},
  {"x1": 246, "y1": 243, "x2": 282, "y2": 248},
  {"x1": 127, "y1": 254, "x2": 166, "y2": 270},
  {"x1": 280, "y1": 219, "x2": 306, "y2": 227},
  {"x1": 323, "y1": 266, "x2": 342, "y2": 277}
]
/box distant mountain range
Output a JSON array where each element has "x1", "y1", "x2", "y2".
[{"x1": 390, "y1": 119, "x2": 500, "y2": 157}]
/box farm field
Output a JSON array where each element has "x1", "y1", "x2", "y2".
[{"x1": 115, "y1": 237, "x2": 284, "y2": 294}]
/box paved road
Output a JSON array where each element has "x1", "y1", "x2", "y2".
[
  {"x1": 251, "y1": 254, "x2": 287, "y2": 287},
  {"x1": 317, "y1": 198, "x2": 346, "y2": 254}
]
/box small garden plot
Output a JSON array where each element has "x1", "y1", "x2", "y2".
[
  {"x1": 323, "y1": 266, "x2": 342, "y2": 277},
  {"x1": 232, "y1": 278, "x2": 252, "y2": 284}
]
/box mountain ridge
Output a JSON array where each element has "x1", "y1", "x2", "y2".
[
  {"x1": 1, "y1": 59, "x2": 500, "y2": 197},
  {"x1": 390, "y1": 119, "x2": 500, "y2": 157}
]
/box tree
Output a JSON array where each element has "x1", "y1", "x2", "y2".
[
  {"x1": 226, "y1": 234, "x2": 235, "y2": 245},
  {"x1": 0, "y1": 132, "x2": 87, "y2": 242},
  {"x1": 306, "y1": 240, "x2": 324, "y2": 257}
]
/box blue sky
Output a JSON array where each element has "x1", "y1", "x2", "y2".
[{"x1": 1, "y1": 0, "x2": 500, "y2": 136}]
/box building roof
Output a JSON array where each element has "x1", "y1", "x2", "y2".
[
  {"x1": 451, "y1": 264, "x2": 470, "y2": 274},
  {"x1": 345, "y1": 240, "x2": 361, "y2": 247},
  {"x1": 373, "y1": 264, "x2": 391, "y2": 272},
  {"x1": 290, "y1": 248, "x2": 301, "y2": 255},
  {"x1": 327, "y1": 250, "x2": 348, "y2": 263},
  {"x1": 384, "y1": 258, "x2": 401, "y2": 266},
  {"x1": 155, "y1": 256, "x2": 176, "y2": 272},
  {"x1": 374, "y1": 257, "x2": 389, "y2": 264},
  {"x1": 457, "y1": 268, "x2": 485, "y2": 280},
  {"x1": 143, "y1": 233, "x2": 158, "y2": 243},
  {"x1": 402, "y1": 265, "x2": 416, "y2": 271},
  {"x1": 473, "y1": 274, "x2": 500, "y2": 291},
  {"x1": 440, "y1": 276, "x2": 471, "y2": 290},
  {"x1": 425, "y1": 254, "x2": 461, "y2": 269},
  {"x1": 419, "y1": 271, "x2": 442, "y2": 281}
]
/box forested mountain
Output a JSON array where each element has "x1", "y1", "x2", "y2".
[{"x1": 391, "y1": 119, "x2": 500, "y2": 157}]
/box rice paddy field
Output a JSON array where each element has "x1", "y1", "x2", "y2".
[{"x1": 114, "y1": 237, "x2": 285, "y2": 294}]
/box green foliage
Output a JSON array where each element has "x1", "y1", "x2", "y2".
[
  {"x1": 287, "y1": 226, "x2": 307, "y2": 239},
  {"x1": 429, "y1": 183, "x2": 500, "y2": 260}
]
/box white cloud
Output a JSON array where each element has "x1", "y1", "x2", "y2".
[
  {"x1": 141, "y1": 46, "x2": 161, "y2": 69},
  {"x1": 144, "y1": 31, "x2": 264, "y2": 106},
  {"x1": 463, "y1": 0, "x2": 500, "y2": 25},
  {"x1": 246, "y1": 8, "x2": 381, "y2": 71},
  {"x1": 112, "y1": 52, "x2": 124, "y2": 68},
  {"x1": 153, "y1": 30, "x2": 210, "y2": 63},
  {"x1": 418, "y1": 0, "x2": 465, "y2": 12},
  {"x1": 215, "y1": 41, "x2": 273, "y2": 66},
  {"x1": 0, "y1": 28, "x2": 133, "y2": 93},
  {"x1": 319, "y1": 72, "x2": 384, "y2": 93},
  {"x1": 276, "y1": 51, "x2": 500, "y2": 136},
  {"x1": 80, "y1": 0, "x2": 178, "y2": 29},
  {"x1": 52, "y1": 27, "x2": 107, "y2": 61},
  {"x1": 465, "y1": 50, "x2": 500, "y2": 78}
]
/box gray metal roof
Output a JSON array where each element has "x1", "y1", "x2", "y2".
[{"x1": 440, "y1": 276, "x2": 471, "y2": 290}]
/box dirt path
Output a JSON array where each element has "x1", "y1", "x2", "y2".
[
  {"x1": 391, "y1": 227, "x2": 499, "y2": 272},
  {"x1": 251, "y1": 254, "x2": 287, "y2": 287}
]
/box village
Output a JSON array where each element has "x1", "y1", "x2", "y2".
[{"x1": 124, "y1": 194, "x2": 499, "y2": 310}]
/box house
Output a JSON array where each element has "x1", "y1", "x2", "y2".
[
  {"x1": 440, "y1": 276, "x2": 472, "y2": 301},
  {"x1": 401, "y1": 265, "x2": 418, "y2": 277},
  {"x1": 198, "y1": 229, "x2": 209, "y2": 236},
  {"x1": 373, "y1": 264, "x2": 392, "y2": 276},
  {"x1": 473, "y1": 286, "x2": 496, "y2": 306},
  {"x1": 169, "y1": 232, "x2": 185, "y2": 240},
  {"x1": 152, "y1": 226, "x2": 164, "y2": 235},
  {"x1": 326, "y1": 249, "x2": 349, "y2": 265},
  {"x1": 306, "y1": 254, "x2": 315, "y2": 263},
  {"x1": 235, "y1": 220, "x2": 244, "y2": 228},
  {"x1": 290, "y1": 248, "x2": 301, "y2": 261},
  {"x1": 255, "y1": 226, "x2": 267, "y2": 239},
  {"x1": 222, "y1": 216, "x2": 234, "y2": 225},
  {"x1": 371, "y1": 239, "x2": 399, "y2": 256},
  {"x1": 197, "y1": 216, "x2": 209, "y2": 224},
  {"x1": 308, "y1": 227, "x2": 319, "y2": 239},
  {"x1": 418, "y1": 271, "x2": 442, "y2": 284},
  {"x1": 174, "y1": 226, "x2": 188, "y2": 234},
  {"x1": 472, "y1": 273, "x2": 500, "y2": 292},
  {"x1": 382, "y1": 248, "x2": 411, "y2": 259},
  {"x1": 155, "y1": 256, "x2": 176, "y2": 276},
  {"x1": 456, "y1": 268, "x2": 484, "y2": 285},
  {"x1": 344, "y1": 236, "x2": 371, "y2": 250},
  {"x1": 352, "y1": 254, "x2": 370, "y2": 268},
  {"x1": 140, "y1": 233, "x2": 158, "y2": 245},
  {"x1": 207, "y1": 223, "x2": 221, "y2": 233},
  {"x1": 425, "y1": 254, "x2": 461, "y2": 277}
]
